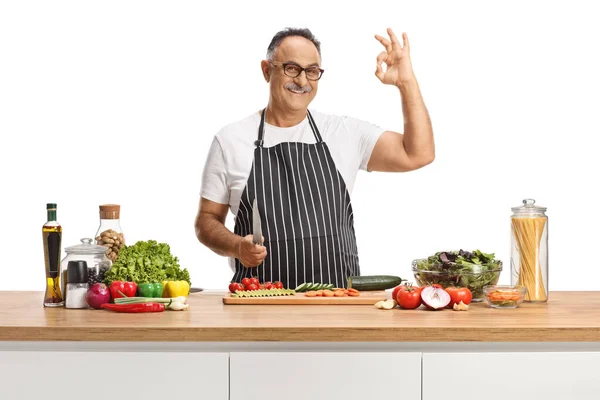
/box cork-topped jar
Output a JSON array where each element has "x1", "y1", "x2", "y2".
[{"x1": 94, "y1": 204, "x2": 125, "y2": 262}]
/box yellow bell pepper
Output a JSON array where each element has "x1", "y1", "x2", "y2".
[
  {"x1": 162, "y1": 280, "x2": 170, "y2": 297},
  {"x1": 163, "y1": 280, "x2": 190, "y2": 298}
]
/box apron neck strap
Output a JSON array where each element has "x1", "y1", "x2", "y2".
[
  {"x1": 306, "y1": 110, "x2": 323, "y2": 143},
  {"x1": 256, "y1": 108, "x2": 323, "y2": 148}
]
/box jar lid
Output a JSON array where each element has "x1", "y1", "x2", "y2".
[
  {"x1": 65, "y1": 238, "x2": 108, "y2": 255},
  {"x1": 511, "y1": 198, "x2": 547, "y2": 214},
  {"x1": 100, "y1": 204, "x2": 120, "y2": 220}
]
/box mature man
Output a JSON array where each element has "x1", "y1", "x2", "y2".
[{"x1": 195, "y1": 27, "x2": 434, "y2": 289}]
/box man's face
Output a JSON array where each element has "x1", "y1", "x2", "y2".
[{"x1": 262, "y1": 36, "x2": 322, "y2": 112}]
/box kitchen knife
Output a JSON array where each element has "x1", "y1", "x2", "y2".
[{"x1": 252, "y1": 198, "x2": 262, "y2": 245}]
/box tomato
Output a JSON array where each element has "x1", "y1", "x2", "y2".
[
  {"x1": 392, "y1": 285, "x2": 405, "y2": 301},
  {"x1": 263, "y1": 282, "x2": 274, "y2": 290},
  {"x1": 393, "y1": 283, "x2": 422, "y2": 300},
  {"x1": 431, "y1": 284, "x2": 444, "y2": 289},
  {"x1": 273, "y1": 281, "x2": 284, "y2": 289},
  {"x1": 250, "y1": 277, "x2": 260, "y2": 286},
  {"x1": 241, "y1": 278, "x2": 251, "y2": 287},
  {"x1": 445, "y1": 287, "x2": 472, "y2": 306},
  {"x1": 396, "y1": 287, "x2": 422, "y2": 309},
  {"x1": 228, "y1": 283, "x2": 244, "y2": 293},
  {"x1": 246, "y1": 283, "x2": 259, "y2": 291}
]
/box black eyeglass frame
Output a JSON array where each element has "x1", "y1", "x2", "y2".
[{"x1": 268, "y1": 61, "x2": 325, "y2": 81}]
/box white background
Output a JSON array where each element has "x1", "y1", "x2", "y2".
[{"x1": 1, "y1": 0, "x2": 598, "y2": 292}]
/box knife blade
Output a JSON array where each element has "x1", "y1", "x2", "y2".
[{"x1": 252, "y1": 198, "x2": 262, "y2": 245}]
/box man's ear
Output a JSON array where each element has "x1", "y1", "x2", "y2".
[{"x1": 260, "y1": 60, "x2": 270, "y2": 82}]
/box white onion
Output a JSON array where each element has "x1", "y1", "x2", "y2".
[{"x1": 420, "y1": 286, "x2": 451, "y2": 310}]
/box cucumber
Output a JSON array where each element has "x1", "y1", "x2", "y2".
[
  {"x1": 347, "y1": 275, "x2": 405, "y2": 291},
  {"x1": 294, "y1": 282, "x2": 335, "y2": 292}
]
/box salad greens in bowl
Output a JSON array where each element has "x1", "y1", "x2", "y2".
[{"x1": 412, "y1": 249, "x2": 502, "y2": 302}]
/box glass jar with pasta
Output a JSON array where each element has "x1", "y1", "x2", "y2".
[{"x1": 510, "y1": 199, "x2": 548, "y2": 302}]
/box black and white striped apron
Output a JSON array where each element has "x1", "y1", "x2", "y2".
[{"x1": 232, "y1": 109, "x2": 360, "y2": 289}]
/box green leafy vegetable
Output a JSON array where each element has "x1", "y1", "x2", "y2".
[
  {"x1": 104, "y1": 240, "x2": 191, "y2": 286},
  {"x1": 413, "y1": 249, "x2": 502, "y2": 300}
]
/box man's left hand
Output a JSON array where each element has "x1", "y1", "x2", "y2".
[{"x1": 374, "y1": 28, "x2": 415, "y2": 86}]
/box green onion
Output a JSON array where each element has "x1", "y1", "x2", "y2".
[
  {"x1": 114, "y1": 296, "x2": 187, "y2": 305},
  {"x1": 114, "y1": 297, "x2": 172, "y2": 304}
]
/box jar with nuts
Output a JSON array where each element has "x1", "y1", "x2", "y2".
[{"x1": 95, "y1": 204, "x2": 125, "y2": 262}]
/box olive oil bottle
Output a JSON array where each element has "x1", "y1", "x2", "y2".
[{"x1": 43, "y1": 203, "x2": 64, "y2": 307}]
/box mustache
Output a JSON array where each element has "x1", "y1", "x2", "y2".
[{"x1": 284, "y1": 82, "x2": 312, "y2": 93}]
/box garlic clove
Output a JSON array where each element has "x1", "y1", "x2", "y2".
[{"x1": 453, "y1": 301, "x2": 469, "y2": 311}]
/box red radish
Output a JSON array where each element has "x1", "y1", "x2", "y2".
[
  {"x1": 420, "y1": 286, "x2": 451, "y2": 310},
  {"x1": 86, "y1": 283, "x2": 111, "y2": 309}
]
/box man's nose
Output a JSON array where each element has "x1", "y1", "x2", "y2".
[{"x1": 293, "y1": 70, "x2": 309, "y2": 87}]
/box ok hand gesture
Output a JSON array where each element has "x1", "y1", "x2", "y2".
[{"x1": 374, "y1": 28, "x2": 415, "y2": 86}]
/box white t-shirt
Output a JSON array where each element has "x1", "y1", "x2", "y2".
[{"x1": 200, "y1": 109, "x2": 385, "y2": 217}]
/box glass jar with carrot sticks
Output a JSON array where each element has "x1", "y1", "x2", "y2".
[{"x1": 510, "y1": 199, "x2": 549, "y2": 302}]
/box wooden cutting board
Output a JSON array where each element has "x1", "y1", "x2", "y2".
[{"x1": 222, "y1": 291, "x2": 388, "y2": 305}]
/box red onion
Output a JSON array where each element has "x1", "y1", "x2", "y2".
[
  {"x1": 86, "y1": 283, "x2": 111, "y2": 309},
  {"x1": 420, "y1": 286, "x2": 451, "y2": 310}
]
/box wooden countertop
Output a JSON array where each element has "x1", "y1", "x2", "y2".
[{"x1": 0, "y1": 291, "x2": 599, "y2": 342}]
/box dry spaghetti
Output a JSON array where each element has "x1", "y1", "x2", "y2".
[{"x1": 511, "y1": 216, "x2": 547, "y2": 301}]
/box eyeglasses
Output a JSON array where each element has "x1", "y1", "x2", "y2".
[{"x1": 269, "y1": 61, "x2": 324, "y2": 81}]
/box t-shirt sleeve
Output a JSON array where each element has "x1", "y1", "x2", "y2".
[
  {"x1": 342, "y1": 116, "x2": 385, "y2": 171},
  {"x1": 200, "y1": 136, "x2": 230, "y2": 205}
]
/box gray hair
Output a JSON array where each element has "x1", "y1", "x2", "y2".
[{"x1": 266, "y1": 27, "x2": 321, "y2": 60}]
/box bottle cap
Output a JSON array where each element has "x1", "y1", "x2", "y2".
[
  {"x1": 67, "y1": 260, "x2": 89, "y2": 284},
  {"x1": 46, "y1": 203, "x2": 57, "y2": 210},
  {"x1": 99, "y1": 204, "x2": 120, "y2": 220}
]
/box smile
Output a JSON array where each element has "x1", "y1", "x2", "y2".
[{"x1": 287, "y1": 88, "x2": 309, "y2": 95}]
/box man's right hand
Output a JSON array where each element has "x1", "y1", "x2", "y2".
[{"x1": 237, "y1": 235, "x2": 267, "y2": 267}]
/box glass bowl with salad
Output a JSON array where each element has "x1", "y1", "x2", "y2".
[{"x1": 412, "y1": 249, "x2": 503, "y2": 302}]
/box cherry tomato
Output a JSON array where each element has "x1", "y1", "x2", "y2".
[
  {"x1": 241, "y1": 278, "x2": 251, "y2": 287},
  {"x1": 273, "y1": 281, "x2": 284, "y2": 289},
  {"x1": 247, "y1": 283, "x2": 259, "y2": 291},
  {"x1": 228, "y1": 282, "x2": 244, "y2": 293},
  {"x1": 396, "y1": 286, "x2": 422, "y2": 309},
  {"x1": 264, "y1": 282, "x2": 274, "y2": 290},
  {"x1": 250, "y1": 277, "x2": 260, "y2": 287},
  {"x1": 445, "y1": 287, "x2": 472, "y2": 306}
]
